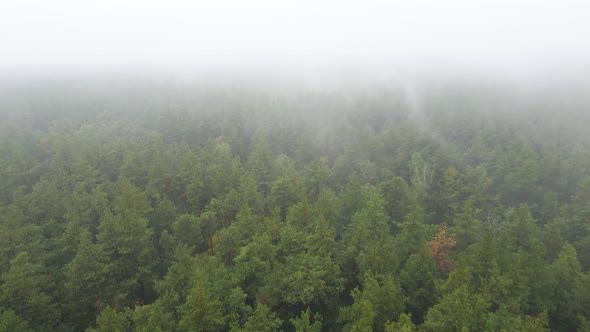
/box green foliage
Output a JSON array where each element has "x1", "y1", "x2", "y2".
[
  {"x1": 452, "y1": 197, "x2": 482, "y2": 250},
  {"x1": 241, "y1": 304, "x2": 282, "y2": 332},
  {"x1": 179, "y1": 280, "x2": 225, "y2": 332},
  {"x1": 271, "y1": 176, "x2": 298, "y2": 221},
  {"x1": 424, "y1": 266, "x2": 490, "y2": 331},
  {"x1": 290, "y1": 308, "x2": 322, "y2": 332},
  {"x1": 172, "y1": 214, "x2": 203, "y2": 249},
  {"x1": 548, "y1": 243, "x2": 584, "y2": 331},
  {"x1": 395, "y1": 203, "x2": 431, "y2": 265},
  {"x1": 570, "y1": 176, "x2": 590, "y2": 270},
  {"x1": 379, "y1": 176, "x2": 414, "y2": 225},
  {"x1": 339, "y1": 289, "x2": 375, "y2": 332},
  {"x1": 0, "y1": 252, "x2": 57, "y2": 329},
  {"x1": 0, "y1": 84, "x2": 588, "y2": 331},
  {"x1": 340, "y1": 274, "x2": 406, "y2": 332},
  {"x1": 132, "y1": 302, "x2": 177, "y2": 332},
  {"x1": 385, "y1": 313, "x2": 417, "y2": 332},
  {"x1": 0, "y1": 307, "x2": 29, "y2": 332},
  {"x1": 282, "y1": 253, "x2": 342, "y2": 307},
  {"x1": 495, "y1": 139, "x2": 540, "y2": 205},
  {"x1": 410, "y1": 152, "x2": 433, "y2": 203},
  {"x1": 64, "y1": 230, "x2": 113, "y2": 327},
  {"x1": 88, "y1": 306, "x2": 131, "y2": 332},
  {"x1": 435, "y1": 167, "x2": 462, "y2": 222},
  {"x1": 248, "y1": 133, "x2": 275, "y2": 196}
]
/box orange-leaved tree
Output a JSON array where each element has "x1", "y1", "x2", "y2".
[{"x1": 426, "y1": 223, "x2": 456, "y2": 273}]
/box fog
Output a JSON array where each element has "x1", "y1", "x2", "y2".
[
  {"x1": 3, "y1": 3, "x2": 590, "y2": 331},
  {"x1": 2, "y1": 0, "x2": 590, "y2": 77},
  {"x1": 1, "y1": 0, "x2": 590, "y2": 129}
]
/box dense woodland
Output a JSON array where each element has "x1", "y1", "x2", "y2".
[{"x1": 0, "y1": 76, "x2": 589, "y2": 331}]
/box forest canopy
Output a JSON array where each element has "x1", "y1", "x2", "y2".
[{"x1": 0, "y1": 75, "x2": 589, "y2": 331}]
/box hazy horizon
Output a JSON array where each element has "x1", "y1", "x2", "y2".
[{"x1": 2, "y1": 0, "x2": 590, "y2": 80}]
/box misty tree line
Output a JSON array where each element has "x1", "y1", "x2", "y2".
[{"x1": 0, "y1": 80, "x2": 589, "y2": 331}]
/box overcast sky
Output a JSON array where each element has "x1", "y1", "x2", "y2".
[{"x1": 1, "y1": 0, "x2": 589, "y2": 73}]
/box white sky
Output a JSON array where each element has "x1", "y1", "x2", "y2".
[{"x1": 1, "y1": 0, "x2": 589, "y2": 71}]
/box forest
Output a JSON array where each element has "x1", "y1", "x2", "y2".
[{"x1": 0, "y1": 75, "x2": 589, "y2": 331}]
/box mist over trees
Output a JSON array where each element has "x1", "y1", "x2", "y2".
[{"x1": 0, "y1": 74, "x2": 589, "y2": 331}]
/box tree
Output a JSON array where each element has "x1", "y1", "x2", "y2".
[
  {"x1": 97, "y1": 178, "x2": 154, "y2": 304},
  {"x1": 132, "y1": 302, "x2": 177, "y2": 332},
  {"x1": 394, "y1": 203, "x2": 430, "y2": 266},
  {"x1": 339, "y1": 286, "x2": 376, "y2": 332},
  {"x1": 172, "y1": 214, "x2": 203, "y2": 250},
  {"x1": 304, "y1": 216, "x2": 336, "y2": 257},
  {"x1": 495, "y1": 139, "x2": 539, "y2": 205},
  {"x1": 241, "y1": 304, "x2": 282, "y2": 332},
  {"x1": 343, "y1": 190, "x2": 389, "y2": 257},
  {"x1": 336, "y1": 177, "x2": 365, "y2": 233},
  {"x1": 462, "y1": 165, "x2": 498, "y2": 214},
  {"x1": 434, "y1": 167, "x2": 462, "y2": 222},
  {"x1": 303, "y1": 158, "x2": 330, "y2": 201},
  {"x1": 1, "y1": 76, "x2": 590, "y2": 331},
  {"x1": 501, "y1": 204, "x2": 539, "y2": 253},
  {"x1": 234, "y1": 233, "x2": 275, "y2": 300},
  {"x1": 0, "y1": 252, "x2": 56, "y2": 329},
  {"x1": 409, "y1": 152, "x2": 433, "y2": 203},
  {"x1": 452, "y1": 197, "x2": 482, "y2": 250},
  {"x1": 398, "y1": 251, "x2": 439, "y2": 324},
  {"x1": 384, "y1": 313, "x2": 417, "y2": 332},
  {"x1": 424, "y1": 266, "x2": 490, "y2": 332},
  {"x1": 356, "y1": 234, "x2": 397, "y2": 283},
  {"x1": 179, "y1": 280, "x2": 225, "y2": 332},
  {"x1": 154, "y1": 244, "x2": 197, "y2": 321},
  {"x1": 340, "y1": 274, "x2": 405, "y2": 332},
  {"x1": 426, "y1": 223, "x2": 456, "y2": 274},
  {"x1": 64, "y1": 230, "x2": 113, "y2": 327},
  {"x1": 282, "y1": 253, "x2": 342, "y2": 309},
  {"x1": 576, "y1": 272, "x2": 590, "y2": 331},
  {"x1": 88, "y1": 306, "x2": 131, "y2": 332},
  {"x1": 290, "y1": 308, "x2": 322, "y2": 332},
  {"x1": 379, "y1": 176, "x2": 414, "y2": 228},
  {"x1": 271, "y1": 176, "x2": 298, "y2": 221},
  {"x1": 247, "y1": 133, "x2": 275, "y2": 196},
  {"x1": 569, "y1": 176, "x2": 590, "y2": 269},
  {"x1": 0, "y1": 307, "x2": 29, "y2": 332},
  {"x1": 548, "y1": 243, "x2": 583, "y2": 331},
  {"x1": 314, "y1": 188, "x2": 338, "y2": 224}
]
